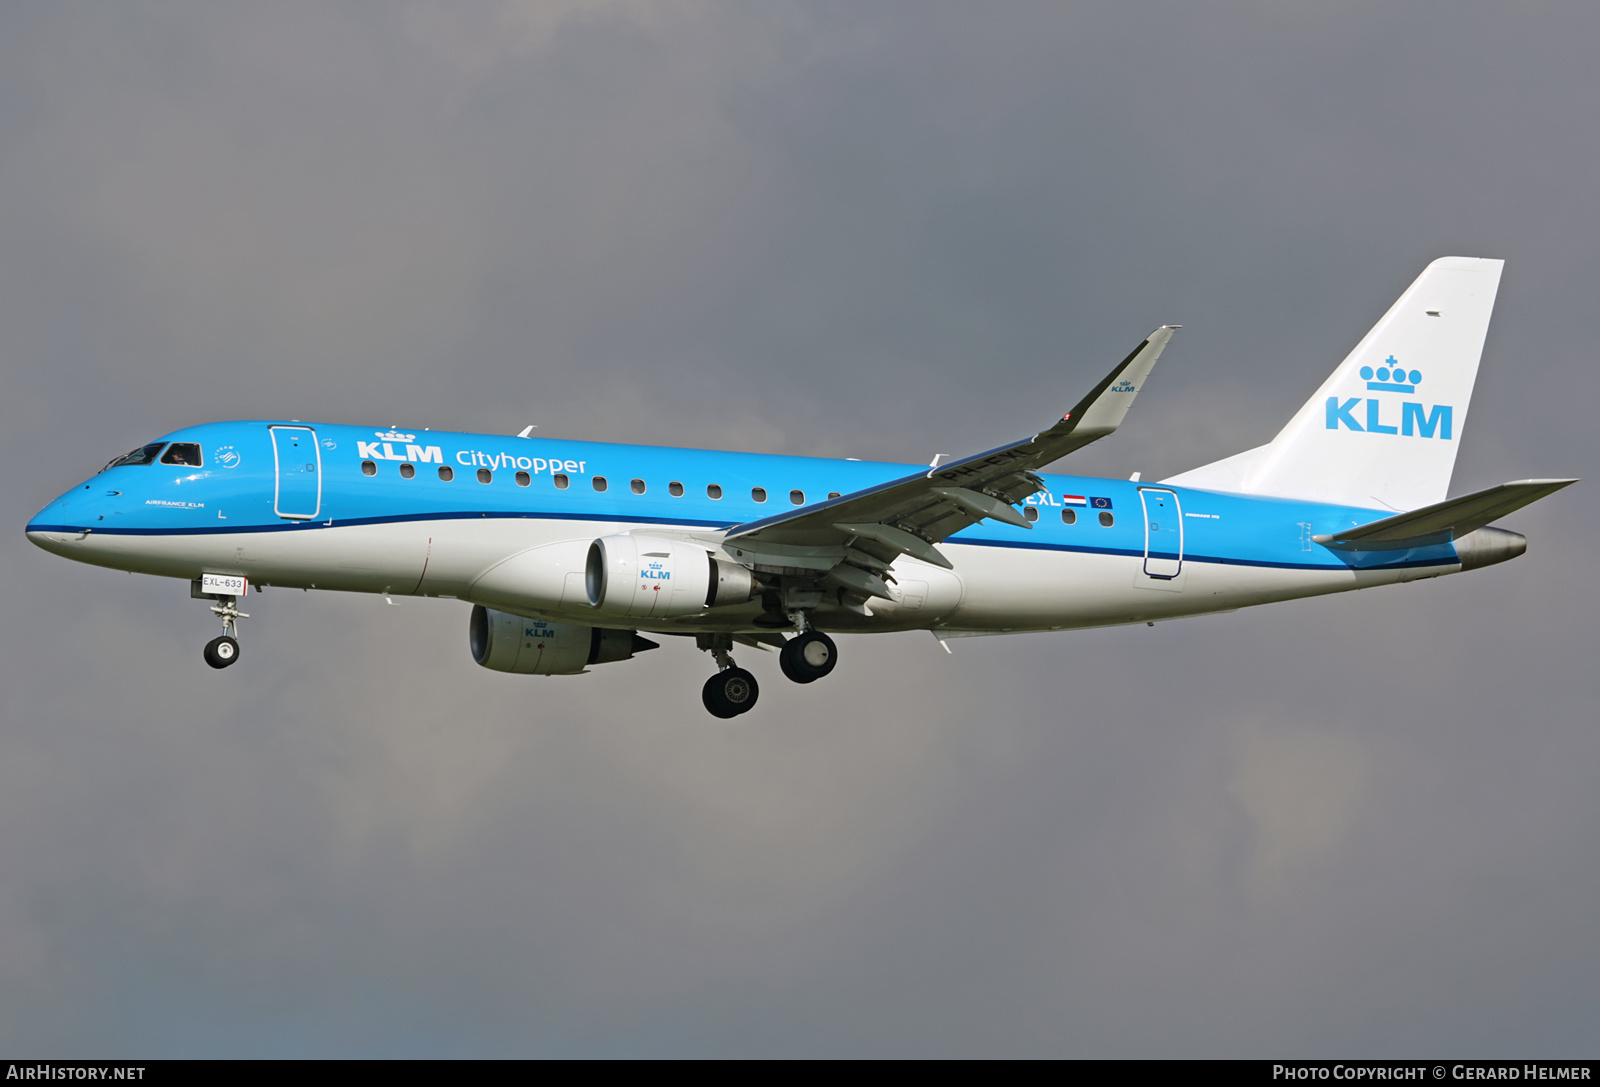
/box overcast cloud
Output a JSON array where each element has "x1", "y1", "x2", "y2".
[{"x1": 1, "y1": 1, "x2": 1596, "y2": 1056}]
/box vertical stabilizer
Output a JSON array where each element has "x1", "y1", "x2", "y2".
[{"x1": 1166, "y1": 257, "x2": 1504, "y2": 511}]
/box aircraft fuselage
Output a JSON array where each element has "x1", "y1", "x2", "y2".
[{"x1": 27, "y1": 419, "x2": 1474, "y2": 636}]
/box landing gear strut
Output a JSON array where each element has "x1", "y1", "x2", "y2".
[
  {"x1": 697, "y1": 633, "x2": 759, "y2": 718},
  {"x1": 779, "y1": 630, "x2": 837, "y2": 684},
  {"x1": 203, "y1": 595, "x2": 248, "y2": 670}
]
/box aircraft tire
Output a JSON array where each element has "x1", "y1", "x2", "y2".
[
  {"x1": 204, "y1": 635, "x2": 240, "y2": 669},
  {"x1": 703, "y1": 667, "x2": 759, "y2": 718},
  {"x1": 779, "y1": 631, "x2": 837, "y2": 684}
]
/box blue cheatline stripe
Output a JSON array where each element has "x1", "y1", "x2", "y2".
[{"x1": 28, "y1": 513, "x2": 1460, "y2": 574}]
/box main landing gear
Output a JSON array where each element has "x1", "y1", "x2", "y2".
[
  {"x1": 779, "y1": 630, "x2": 837, "y2": 684},
  {"x1": 203, "y1": 595, "x2": 248, "y2": 670},
  {"x1": 698, "y1": 634, "x2": 759, "y2": 718},
  {"x1": 696, "y1": 624, "x2": 842, "y2": 717},
  {"x1": 703, "y1": 667, "x2": 760, "y2": 718}
]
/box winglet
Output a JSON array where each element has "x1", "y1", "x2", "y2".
[{"x1": 1061, "y1": 326, "x2": 1178, "y2": 440}]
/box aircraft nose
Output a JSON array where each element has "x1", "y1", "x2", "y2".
[{"x1": 25, "y1": 486, "x2": 90, "y2": 552}]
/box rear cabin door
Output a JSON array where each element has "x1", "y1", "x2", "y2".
[
  {"x1": 1139, "y1": 487, "x2": 1183, "y2": 578},
  {"x1": 270, "y1": 426, "x2": 322, "y2": 520}
]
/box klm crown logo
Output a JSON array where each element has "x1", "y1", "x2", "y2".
[
  {"x1": 1362, "y1": 356, "x2": 1422, "y2": 393},
  {"x1": 375, "y1": 429, "x2": 416, "y2": 442},
  {"x1": 1326, "y1": 354, "x2": 1452, "y2": 439}
]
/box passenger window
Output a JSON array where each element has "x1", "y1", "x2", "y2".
[
  {"x1": 160, "y1": 443, "x2": 203, "y2": 466},
  {"x1": 790, "y1": 490, "x2": 805, "y2": 505},
  {"x1": 439, "y1": 466, "x2": 454, "y2": 481},
  {"x1": 1061, "y1": 508, "x2": 1076, "y2": 525},
  {"x1": 669, "y1": 482, "x2": 684, "y2": 497},
  {"x1": 361, "y1": 461, "x2": 377, "y2": 476},
  {"x1": 552, "y1": 473, "x2": 568, "y2": 489},
  {"x1": 1099, "y1": 511, "x2": 1114, "y2": 527},
  {"x1": 517, "y1": 471, "x2": 532, "y2": 486},
  {"x1": 1023, "y1": 505, "x2": 1039, "y2": 522},
  {"x1": 104, "y1": 443, "x2": 167, "y2": 470},
  {"x1": 400, "y1": 463, "x2": 416, "y2": 479},
  {"x1": 477, "y1": 468, "x2": 493, "y2": 484},
  {"x1": 593, "y1": 476, "x2": 608, "y2": 492},
  {"x1": 707, "y1": 484, "x2": 722, "y2": 500},
  {"x1": 631, "y1": 478, "x2": 646, "y2": 495},
  {"x1": 828, "y1": 492, "x2": 841, "y2": 500},
  {"x1": 752, "y1": 487, "x2": 767, "y2": 503}
]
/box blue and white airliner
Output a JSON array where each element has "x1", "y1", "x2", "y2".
[{"x1": 26, "y1": 257, "x2": 1575, "y2": 716}]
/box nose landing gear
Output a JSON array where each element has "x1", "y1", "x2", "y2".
[
  {"x1": 203, "y1": 595, "x2": 248, "y2": 670},
  {"x1": 204, "y1": 635, "x2": 240, "y2": 669}
]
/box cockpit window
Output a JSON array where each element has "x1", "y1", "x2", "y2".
[
  {"x1": 160, "y1": 443, "x2": 203, "y2": 467},
  {"x1": 102, "y1": 443, "x2": 167, "y2": 471}
]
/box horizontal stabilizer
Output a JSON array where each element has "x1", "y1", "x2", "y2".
[{"x1": 1314, "y1": 478, "x2": 1577, "y2": 551}]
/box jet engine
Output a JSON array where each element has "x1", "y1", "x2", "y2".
[
  {"x1": 585, "y1": 534, "x2": 755, "y2": 618},
  {"x1": 469, "y1": 605, "x2": 658, "y2": 675}
]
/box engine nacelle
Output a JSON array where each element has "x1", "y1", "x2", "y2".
[
  {"x1": 469, "y1": 605, "x2": 657, "y2": 675},
  {"x1": 585, "y1": 534, "x2": 755, "y2": 618}
]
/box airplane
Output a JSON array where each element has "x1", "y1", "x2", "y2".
[{"x1": 25, "y1": 256, "x2": 1576, "y2": 717}]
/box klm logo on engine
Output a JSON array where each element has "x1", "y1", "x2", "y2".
[
  {"x1": 641, "y1": 561, "x2": 671, "y2": 581},
  {"x1": 1325, "y1": 356, "x2": 1452, "y2": 439}
]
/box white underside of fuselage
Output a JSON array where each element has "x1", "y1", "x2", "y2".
[{"x1": 27, "y1": 517, "x2": 1461, "y2": 636}]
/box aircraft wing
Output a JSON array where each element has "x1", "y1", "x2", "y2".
[
  {"x1": 721, "y1": 327, "x2": 1177, "y2": 596},
  {"x1": 1313, "y1": 478, "x2": 1578, "y2": 551}
]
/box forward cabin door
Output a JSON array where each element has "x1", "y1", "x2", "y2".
[
  {"x1": 1139, "y1": 487, "x2": 1183, "y2": 579},
  {"x1": 270, "y1": 426, "x2": 322, "y2": 520}
]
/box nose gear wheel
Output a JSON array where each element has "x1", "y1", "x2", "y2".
[
  {"x1": 204, "y1": 635, "x2": 240, "y2": 669},
  {"x1": 201, "y1": 593, "x2": 248, "y2": 670}
]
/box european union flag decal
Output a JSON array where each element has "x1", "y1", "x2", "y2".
[{"x1": 1090, "y1": 496, "x2": 1113, "y2": 510}]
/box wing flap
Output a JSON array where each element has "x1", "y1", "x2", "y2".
[{"x1": 833, "y1": 522, "x2": 954, "y2": 569}]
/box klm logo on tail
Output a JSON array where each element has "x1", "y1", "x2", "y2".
[{"x1": 1326, "y1": 356, "x2": 1453, "y2": 439}]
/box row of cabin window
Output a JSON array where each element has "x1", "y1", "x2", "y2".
[
  {"x1": 358, "y1": 459, "x2": 843, "y2": 505},
  {"x1": 1021, "y1": 506, "x2": 1114, "y2": 527}
]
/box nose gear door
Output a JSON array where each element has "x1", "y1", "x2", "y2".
[{"x1": 270, "y1": 426, "x2": 321, "y2": 520}]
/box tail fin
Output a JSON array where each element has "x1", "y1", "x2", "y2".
[{"x1": 1165, "y1": 256, "x2": 1505, "y2": 511}]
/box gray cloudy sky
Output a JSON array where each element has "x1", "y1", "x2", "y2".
[{"x1": 2, "y1": 1, "x2": 1597, "y2": 1057}]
